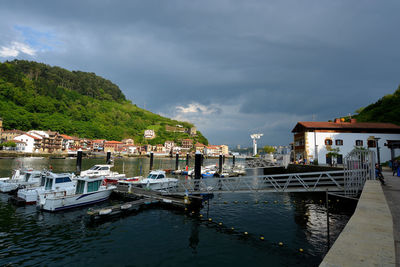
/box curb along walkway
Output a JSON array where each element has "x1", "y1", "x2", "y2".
[
  {"x1": 382, "y1": 171, "x2": 400, "y2": 267},
  {"x1": 319, "y1": 180, "x2": 395, "y2": 267}
]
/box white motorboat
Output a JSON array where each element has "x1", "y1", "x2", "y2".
[
  {"x1": 17, "y1": 171, "x2": 76, "y2": 204},
  {"x1": 0, "y1": 169, "x2": 42, "y2": 193},
  {"x1": 80, "y1": 164, "x2": 125, "y2": 179},
  {"x1": 138, "y1": 170, "x2": 178, "y2": 191},
  {"x1": 37, "y1": 175, "x2": 116, "y2": 211}
]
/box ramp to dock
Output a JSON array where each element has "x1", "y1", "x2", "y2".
[{"x1": 319, "y1": 180, "x2": 395, "y2": 267}]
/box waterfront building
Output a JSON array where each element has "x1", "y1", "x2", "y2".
[
  {"x1": 1, "y1": 129, "x2": 26, "y2": 142},
  {"x1": 292, "y1": 119, "x2": 400, "y2": 164},
  {"x1": 220, "y1": 145, "x2": 229, "y2": 156},
  {"x1": 13, "y1": 140, "x2": 26, "y2": 152},
  {"x1": 164, "y1": 141, "x2": 175, "y2": 152},
  {"x1": 104, "y1": 141, "x2": 124, "y2": 153},
  {"x1": 92, "y1": 139, "x2": 106, "y2": 151},
  {"x1": 0, "y1": 117, "x2": 2, "y2": 135},
  {"x1": 181, "y1": 139, "x2": 193, "y2": 150},
  {"x1": 14, "y1": 133, "x2": 42, "y2": 152},
  {"x1": 60, "y1": 134, "x2": 75, "y2": 151},
  {"x1": 194, "y1": 143, "x2": 205, "y2": 153},
  {"x1": 122, "y1": 138, "x2": 134, "y2": 145}
]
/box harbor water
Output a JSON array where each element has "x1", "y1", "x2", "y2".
[{"x1": 0, "y1": 157, "x2": 356, "y2": 266}]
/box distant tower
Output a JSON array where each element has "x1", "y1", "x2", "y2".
[{"x1": 250, "y1": 133, "x2": 263, "y2": 156}]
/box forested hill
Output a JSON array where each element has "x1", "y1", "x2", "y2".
[
  {"x1": 0, "y1": 60, "x2": 208, "y2": 145},
  {"x1": 355, "y1": 85, "x2": 400, "y2": 125}
]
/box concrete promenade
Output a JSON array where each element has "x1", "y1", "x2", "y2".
[
  {"x1": 382, "y1": 171, "x2": 400, "y2": 266},
  {"x1": 319, "y1": 179, "x2": 396, "y2": 267}
]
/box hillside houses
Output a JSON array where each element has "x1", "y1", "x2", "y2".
[{"x1": 0, "y1": 118, "x2": 223, "y2": 156}]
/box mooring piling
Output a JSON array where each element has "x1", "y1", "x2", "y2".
[
  {"x1": 150, "y1": 152, "x2": 154, "y2": 170},
  {"x1": 219, "y1": 154, "x2": 223, "y2": 174},
  {"x1": 175, "y1": 152, "x2": 179, "y2": 170},
  {"x1": 76, "y1": 150, "x2": 82, "y2": 175},
  {"x1": 106, "y1": 151, "x2": 111, "y2": 164}
]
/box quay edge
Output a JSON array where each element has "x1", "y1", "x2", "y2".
[{"x1": 319, "y1": 180, "x2": 395, "y2": 267}]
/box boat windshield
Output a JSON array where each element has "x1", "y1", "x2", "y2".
[
  {"x1": 25, "y1": 173, "x2": 32, "y2": 182},
  {"x1": 76, "y1": 180, "x2": 85, "y2": 194},
  {"x1": 45, "y1": 178, "x2": 53, "y2": 190},
  {"x1": 147, "y1": 174, "x2": 158, "y2": 179},
  {"x1": 40, "y1": 175, "x2": 46, "y2": 186},
  {"x1": 89, "y1": 166, "x2": 100, "y2": 170},
  {"x1": 87, "y1": 180, "x2": 101, "y2": 192}
]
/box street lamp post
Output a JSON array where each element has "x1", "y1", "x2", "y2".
[{"x1": 374, "y1": 137, "x2": 381, "y2": 169}]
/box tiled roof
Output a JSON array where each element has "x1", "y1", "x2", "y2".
[
  {"x1": 292, "y1": 121, "x2": 400, "y2": 133},
  {"x1": 18, "y1": 133, "x2": 42, "y2": 140},
  {"x1": 105, "y1": 141, "x2": 123, "y2": 144},
  {"x1": 60, "y1": 134, "x2": 74, "y2": 140}
]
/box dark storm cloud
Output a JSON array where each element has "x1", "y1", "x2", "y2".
[{"x1": 1, "y1": 0, "x2": 400, "y2": 145}]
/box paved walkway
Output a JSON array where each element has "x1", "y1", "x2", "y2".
[{"x1": 382, "y1": 170, "x2": 400, "y2": 267}]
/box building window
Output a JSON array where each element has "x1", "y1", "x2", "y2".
[
  {"x1": 325, "y1": 139, "x2": 333, "y2": 146},
  {"x1": 367, "y1": 140, "x2": 376, "y2": 148},
  {"x1": 355, "y1": 140, "x2": 363, "y2": 146},
  {"x1": 335, "y1": 139, "x2": 343, "y2": 146}
]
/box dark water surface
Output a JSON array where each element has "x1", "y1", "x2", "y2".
[{"x1": 0, "y1": 157, "x2": 356, "y2": 267}]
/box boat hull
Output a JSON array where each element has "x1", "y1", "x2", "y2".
[{"x1": 39, "y1": 189, "x2": 114, "y2": 212}]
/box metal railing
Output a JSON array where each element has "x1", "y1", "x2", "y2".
[
  {"x1": 344, "y1": 149, "x2": 375, "y2": 197},
  {"x1": 162, "y1": 170, "x2": 349, "y2": 195}
]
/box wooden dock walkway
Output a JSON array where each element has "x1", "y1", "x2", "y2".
[{"x1": 87, "y1": 184, "x2": 204, "y2": 221}]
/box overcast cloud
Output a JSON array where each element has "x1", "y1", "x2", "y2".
[{"x1": 1, "y1": 0, "x2": 399, "y2": 146}]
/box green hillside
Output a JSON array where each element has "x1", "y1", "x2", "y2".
[
  {"x1": 355, "y1": 85, "x2": 400, "y2": 125},
  {"x1": 0, "y1": 60, "x2": 208, "y2": 145}
]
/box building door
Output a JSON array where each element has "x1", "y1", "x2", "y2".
[
  {"x1": 326, "y1": 155, "x2": 332, "y2": 165},
  {"x1": 337, "y1": 154, "x2": 343, "y2": 165}
]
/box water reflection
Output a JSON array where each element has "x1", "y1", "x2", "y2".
[{"x1": 0, "y1": 157, "x2": 355, "y2": 267}]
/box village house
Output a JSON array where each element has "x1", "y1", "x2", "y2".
[
  {"x1": 13, "y1": 140, "x2": 27, "y2": 152},
  {"x1": 144, "y1": 130, "x2": 155, "y2": 139},
  {"x1": 181, "y1": 139, "x2": 193, "y2": 150},
  {"x1": 92, "y1": 139, "x2": 106, "y2": 151},
  {"x1": 189, "y1": 127, "x2": 197, "y2": 136},
  {"x1": 164, "y1": 141, "x2": 174, "y2": 152},
  {"x1": 122, "y1": 138, "x2": 134, "y2": 145},
  {"x1": 220, "y1": 145, "x2": 229, "y2": 156},
  {"x1": 1, "y1": 129, "x2": 25, "y2": 142},
  {"x1": 194, "y1": 143, "x2": 205, "y2": 153},
  {"x1": 14, "y1": 133, "x2": 42, "y2": 153},
  {"x1": 291, "y1": 119, "x2": 400, "y2": 164},
  {"x1": 60, "y1": 134, "x2": 75, "y2": 151},
  {"x1": 204, "y1": 145, "x2": 222, "y2": 156},
  {"x1": 104, "y1": 141, "x2": 124, "y2": 153}
]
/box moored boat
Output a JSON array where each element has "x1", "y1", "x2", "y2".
[
  {"x1": 16, "y1": 171, "x2": 76, "y2": 204},
  {"x1": 137, "y1": 170, "x2": 178, "y2": 191},
  {"x1": 0, "y1": 169, "x2": 42, "y2": 193},
  {"x1": 37, "y1": 175, "x2": 116, "y2": 211}
]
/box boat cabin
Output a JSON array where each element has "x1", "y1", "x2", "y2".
[
  {"x1": 20, "y1": 170, "x2": 42, "y2": 182},
  {"x1": 80, "y1": 165, "x2": 113, "y2": 177},
  {"x1": 75, "y1": 176, "x2": 104, "y2": 194},
  {"x1": 41, "y1": 171, "x2": 75, "y2": 191},
  {"x1": 147, "y1": 170, "x2": 166, "y2": 179}
]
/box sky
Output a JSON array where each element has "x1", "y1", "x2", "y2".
[{"x1": 0, "y1": 1, "x2": 399, "y2": 147}]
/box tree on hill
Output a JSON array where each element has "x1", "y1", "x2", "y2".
[{"x1": 355, "y1": 85, "x2": 400, "y2": 125}]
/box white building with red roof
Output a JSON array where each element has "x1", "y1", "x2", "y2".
[
  {"x1": 14, "y1": 133, "x2": 42, "y2": 153},
  {"x1": 291, "y1": 119, "x2": 400, "y2": 165}
]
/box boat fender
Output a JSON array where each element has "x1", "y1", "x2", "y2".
[{"x1": 99, "y1": 208, "x2": 112, "y2": 215}]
